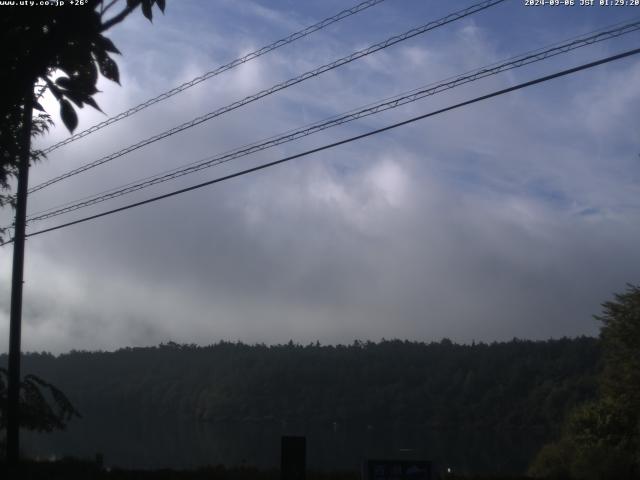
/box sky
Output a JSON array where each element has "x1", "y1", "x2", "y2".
[{"x1": 1, "y1": 0, "x2": 640, "y2": 354}]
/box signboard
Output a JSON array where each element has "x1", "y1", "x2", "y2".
[{"x1": 364, "y1": 460, "x2": 432, "y2": 480}]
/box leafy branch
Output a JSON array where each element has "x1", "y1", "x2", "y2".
[
  {"x1": 0, "y1": 368, "x2": 81, "y2": 433},
  {"x1": 0, "y1": 0, "x2": 167, "y2": 241}
]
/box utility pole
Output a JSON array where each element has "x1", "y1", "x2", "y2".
[{"x1": 6, "y1": 83, "x2": 34, "y2": 466}]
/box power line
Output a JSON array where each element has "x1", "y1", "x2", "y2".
[
  {"x1": 26, "y1": 19, "x2": 640, "y2": 221},
  {"x1": 28, "y1": 0, "x2": 506, "y2": 195},
  {"x1": 23, "y1": 19, "x2": 640, "y2": 224},
  {"x1": 40, "y1": 0, "x2": 389, "y2": 155},
  {"x1": 3, "y1": 46, "x2": 636, "y2": 247}
]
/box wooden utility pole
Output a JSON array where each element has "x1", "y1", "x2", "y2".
[{"x1": 6, "y1": 84, "x2": 34, "y2": 466}]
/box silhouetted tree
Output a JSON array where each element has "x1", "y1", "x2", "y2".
[
  {"x1": 597, "y1": 284, "x2": 640, "y2": 416},
  {"x1": 0, "y1": 0, "x2": 167, "y2": 459},
  {"x1": 529, "y1": 285, "x2": 640, "y2": 479},
  {"x1": 0, "y1": 0, "x2": 166, "y2": 239},
  {"x1": 0, "y1": 367, "x2": 80, "y2": 458}
]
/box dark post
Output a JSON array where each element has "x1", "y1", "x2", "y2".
[
  {"x1": 281, "y1": 436, "x2": 306, "y2": 480},
  {"x1": 6, "y1": 84, "x2": 34, "y2": 466}
]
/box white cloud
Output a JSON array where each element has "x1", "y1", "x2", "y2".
[{"x1": 2, "y1": 1, "x2": 639, "y2": 353}]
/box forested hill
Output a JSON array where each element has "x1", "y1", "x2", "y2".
[{"x1": 5, "y1": 338, "x2": 599, "y2": 431}]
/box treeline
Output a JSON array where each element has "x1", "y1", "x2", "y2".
[{"x1": 1, "y1": 337, "x2": 599, "y2": 431}]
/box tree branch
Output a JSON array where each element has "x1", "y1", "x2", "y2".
[
  {"x1": 101, "y1": 0, "x2": 120, "y2": 18},
  {"x1": 35, "y1": 83, "x2": 48, "y2": 100},
  {"x1": 100, "y1": 3, "x2": 137, "y2": 32}
]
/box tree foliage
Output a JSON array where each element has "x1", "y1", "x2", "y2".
[
  {"x1": 597, "y1": 284, "x2": 640, "y2": 410},
  {"x1": 0, "y1": 366, "x2": 81, "y2": 457},
  {"x1": 0, "y1": 338, "x2": 599, "y2": 472},
  {"x1": 3, "y1": 338, "x2": 599, "y2": 430},
  {"x1": 0, "y1": 0, "x2": 166, "y2": 451},
  {"x1": 0, "y1": 0, "x2": 166, "y2": 238},
  {"x1": 529, "y1": 285, "x2": 640, "y2": 479}
]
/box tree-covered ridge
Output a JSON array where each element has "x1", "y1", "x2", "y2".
[{"x1": 2, "y1": 337, "x2": 599, "y2": 432}]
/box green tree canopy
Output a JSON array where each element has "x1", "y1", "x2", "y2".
[
  {"x1": 530, "y1": 284, "x2": 640, "y2": 480},
  {"x1": 597, "y1": 284, "x2": 640, "y2": 409}
]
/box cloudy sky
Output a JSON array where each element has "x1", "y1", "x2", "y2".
[{"x1": 1, "y1": 0, "x2": 640, "y2": 353}]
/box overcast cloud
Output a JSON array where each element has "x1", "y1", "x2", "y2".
[{"x1": 1, "y1": 0, "x2": 639, "y2": 353}]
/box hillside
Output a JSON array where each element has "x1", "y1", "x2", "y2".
[
  {"x1": 7, "y1": 338, "x2": 598, "y2": 429},
  {"x1": 2, "y1": 337, "x2": 600, "y2": 472}
]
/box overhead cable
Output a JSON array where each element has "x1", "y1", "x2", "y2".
[
  {"x1": 40, "y1": 0, "x2": 389, "y2": 155},
  {"x1": 24, "y1": 20, "x2": 640, "y2": 224},
  {"x1": 2, "y1": 46, "x2": 636, "y2": 246},
  {"x1": 28, "y1": 0, "x2": 506, "y2": 195}
]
